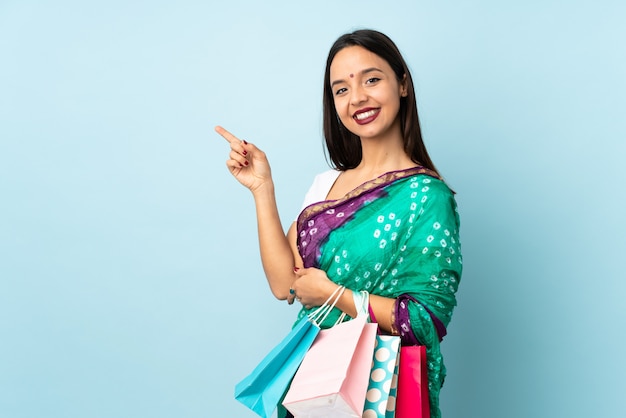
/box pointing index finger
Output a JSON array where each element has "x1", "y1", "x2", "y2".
[{"x1": 214, "y1": 125, "x2": 241, "y2": 144}]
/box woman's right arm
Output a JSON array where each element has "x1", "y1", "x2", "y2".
[
  {"x1": 216, "y1": 126, "x2": 301, "y2": 300},
  {"x1": 252, "y1": 183, "x2": 303, "y2": 299}
]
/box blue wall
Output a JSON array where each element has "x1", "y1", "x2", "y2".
[{"x1": 1, "y1": 1, "x2": 624, "y2": 417}]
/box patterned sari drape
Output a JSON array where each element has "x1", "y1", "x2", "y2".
[{"x1": 294, "y1": 167, "x2": 463, "y2": 418}]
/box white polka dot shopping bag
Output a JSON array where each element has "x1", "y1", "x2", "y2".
[{"x1": 363, "y1": 335, "x2": 401, "y2": 418}]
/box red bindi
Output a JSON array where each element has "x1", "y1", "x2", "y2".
[{"x1": 349, "y1": 73, "x2": 354, "y2": 78}]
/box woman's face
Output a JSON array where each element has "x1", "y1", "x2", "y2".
[{"x1": 329, "y1": 46, "x2": 407, "y2": 141}]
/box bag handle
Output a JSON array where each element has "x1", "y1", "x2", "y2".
[
  {"x1": 333, "y1": 288, "x2": 369, "y2": 326},
  {"x1": 352, "y1": 290, "x2": 370, "y2": 318},
  {"x1": 308, "y1": 285, "x2": 346, "y2": 326},
  {"x1": 353, "y1": 290, "x2": 385, "y2": 335}
]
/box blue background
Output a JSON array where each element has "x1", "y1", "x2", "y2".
[{"x1": 1, "y1": 1, "x2": 624, "y2": 417}]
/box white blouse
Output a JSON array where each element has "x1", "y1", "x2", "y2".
[{"x1": 299, "y1": 169, "x2": 341, "y2": 213}]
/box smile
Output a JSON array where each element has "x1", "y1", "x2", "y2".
[{"x1": 353, "y1": 108, "x2": 380, "y2": 124}]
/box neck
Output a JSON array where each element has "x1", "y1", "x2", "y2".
[{"x1": 357, "y1": 128, "x2": 414, "y2": 176}]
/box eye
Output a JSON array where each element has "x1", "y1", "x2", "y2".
[
  {"x1": 366, "y1": 77, "x2": 381, "y2": 84},
  {"x1": 334, "y1": 87, "x2": 347, "y2": 96}
]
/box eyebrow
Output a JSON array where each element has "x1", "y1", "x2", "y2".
[{"x1": 330, "y1": 67, "x2": 384, "y2": 88}]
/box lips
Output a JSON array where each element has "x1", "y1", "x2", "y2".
[{"x1": 353, "y1": 107, "x2": 380, "y2": 125}]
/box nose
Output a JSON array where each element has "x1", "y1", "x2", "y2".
[{"x1": 350, "y1": 85, "x2": 367, "y2": 106}]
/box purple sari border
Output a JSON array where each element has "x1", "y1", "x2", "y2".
[
  {"x1": 395, "y1": 294, "x2": 447, "y2": 345},
  {"x1": 296, "y1": 166, "x2": 440, "y2": 268},
  {"x1": 296, "y1": 166, "x2": 440, "y2": 233}
]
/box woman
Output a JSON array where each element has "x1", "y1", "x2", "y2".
[{"x1": 217, "y1": 29, "x2": 462, "y2": 418}]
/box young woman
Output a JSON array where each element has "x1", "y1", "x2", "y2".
[{"x1": 217, "y1": 29, "x2": 462, "y2": 418}]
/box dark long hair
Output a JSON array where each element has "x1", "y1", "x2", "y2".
[{"x1": 322, "y1": 29, "x2": 438, "y2": 174}]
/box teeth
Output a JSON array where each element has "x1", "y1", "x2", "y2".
[{"x1": 355, "y1": 109, "x2": 378, "y2": 120}]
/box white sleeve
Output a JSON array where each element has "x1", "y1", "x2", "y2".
[{"x1": 298, "y1": 169, "x2": 341, "y2": 214}]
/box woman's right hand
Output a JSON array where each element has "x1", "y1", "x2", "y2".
[{"x1": 215, "y1": 125, "x2": 273, "y2": 192}]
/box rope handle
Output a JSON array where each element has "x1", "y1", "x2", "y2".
[
  {"x1": 352, "y1": 290, "x2": 370, "y2": 318},
  {"x1": 308, "y1": 285, "x2": 346, "y2": 326},
  {"x1": 353, "y1": 290, "x2": 383, "y2": 335}
]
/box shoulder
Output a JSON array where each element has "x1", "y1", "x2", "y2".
[
  {"x1": 423, "y1": 175, "x2": 454, "y2": 195},
  {"x1": 306, "y1": 169, "x2": 341, "y2": 198},
  {"x1": 311, "y1": 169, "x2": 341, "y2": 185},
  {"x1": 407, "y1": 174, "x2": 455, "y2": 199},
  {"x1": 300, "y1": 169, "x2": 341, "y2": 211},
  {"x1": 411, "y1": 175, "x2": 459, "y2": 215}
]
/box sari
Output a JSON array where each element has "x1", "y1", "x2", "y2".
[{"x1": 294, "y1": 167, "x2": 462, "y2": 418}]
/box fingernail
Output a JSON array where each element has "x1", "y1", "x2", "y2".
[
  {"x1": 243, "y1": 140, "x2": 248, "y2": 145},
  {"x1": 244, "y1": 161, "x2": 249, "y2": 166},
  {"x1": 242, "y1": 150, "x2": 247, "y2": 155},
  {"x1": 293, "y1": 267, "x2": 300, "y2": 272}
]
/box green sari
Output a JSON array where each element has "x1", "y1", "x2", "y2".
[{"x1": 295, "y1": 167, "x2": 462, "y2": 418}]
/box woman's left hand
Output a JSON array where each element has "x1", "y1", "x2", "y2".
[{"x1": 289, "y1": 267, "x2": 338, "y2": 309}]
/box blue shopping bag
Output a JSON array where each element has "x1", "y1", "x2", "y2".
[
  {"x1": 235, "y1": 315, "x2": 320, "y2": 417},
  {"x1": 234, "y1": 286, "x2": 346, "y2": 418}
]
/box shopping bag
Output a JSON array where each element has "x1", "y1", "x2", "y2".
[
  {"x1": 235, "y1": 286, "x2": 346, "y2": 418},
  {"x1": 386, "y1": 350, "x2": 400, "y2": 418},
  {"x1": 354, "y1": 290, "x2": 401, "y2": 418},
  {"x1": 234, "y1": 315, "x2": 319, "y2": 417},
  {"x1": 362, "y1": 335, "x2": 401, "y2": 418},
  {"x1": 283, "y1": 314, "x2": 378, "y2": 417},
  {"x1": 396, "y1": 345, "x2": 430, "y2": 418}
]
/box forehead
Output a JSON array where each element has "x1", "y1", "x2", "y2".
[{"x1": 329, "y1": 46, "x2": 392, "y2": 79}]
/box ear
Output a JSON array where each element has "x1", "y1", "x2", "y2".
[{"x1": 400, "y1": 74, "x2": 408, "y2": 97}]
